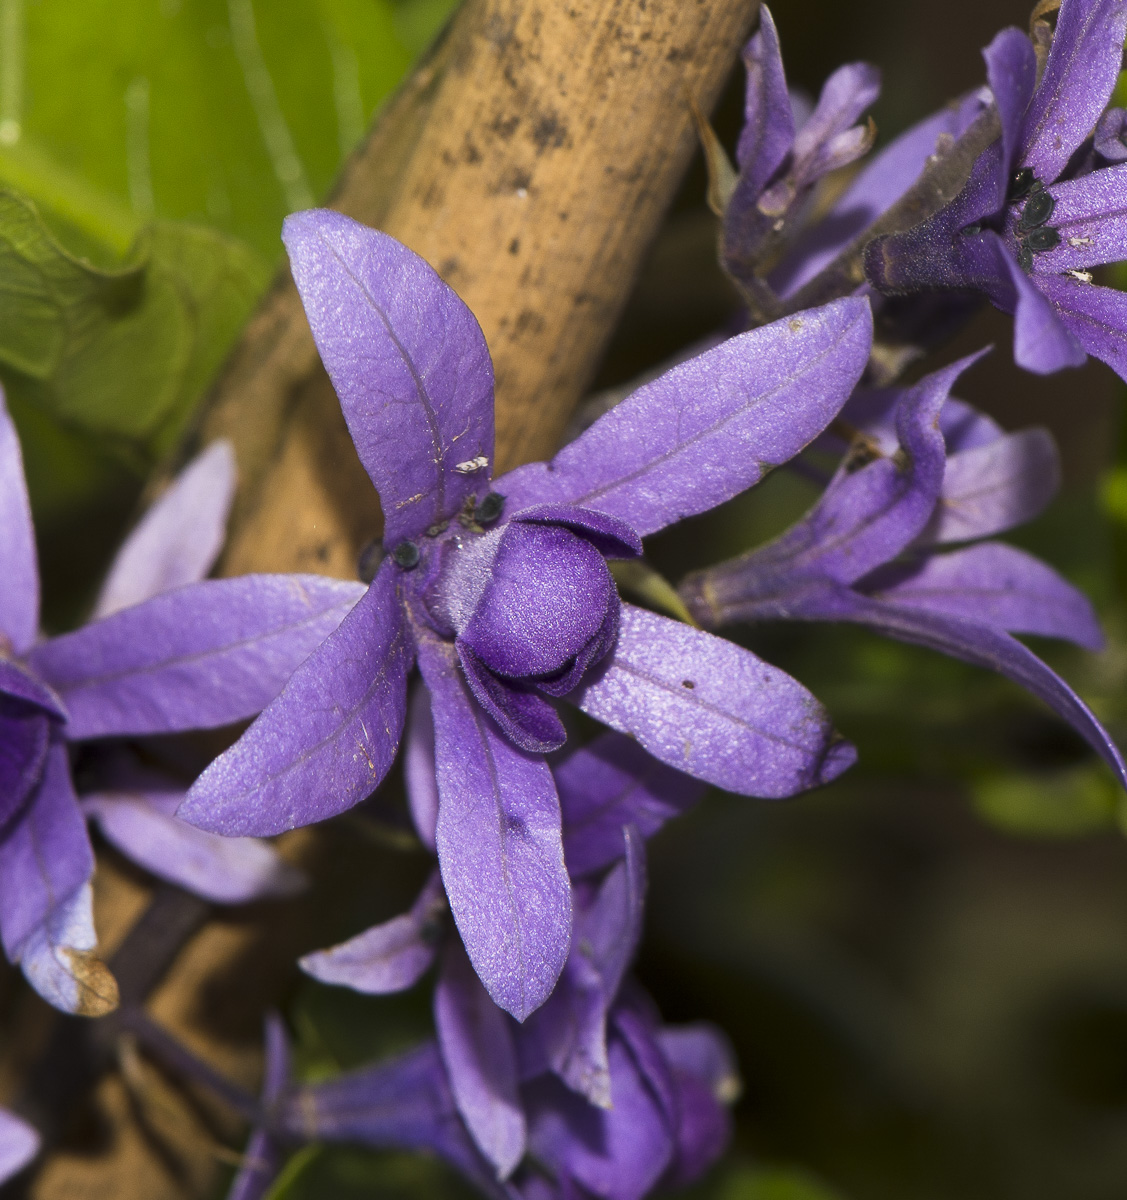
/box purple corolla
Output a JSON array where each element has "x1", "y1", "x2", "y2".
[
  {"x1": 0, "y1": 389, "x2": 363, "y2": 1014},
  {"x1": 178, "y1": 210, "x2": 874, "y2": 1021},
  {"x1": 865, "y1": 0, "x2": 1127, "y2": 379},
  {"x1": 679, "y1": 353, "x2": 1127, "y2": 786}
]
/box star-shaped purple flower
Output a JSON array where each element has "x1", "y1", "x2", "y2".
[
  {"x1": 178, "y1": 210, "x2": 874, "y2": 1022},
  {"x1": 0, "y1": 388, "x2": 363, "y2": 1013},
  {"x1": 865, "y1": 0, "x2": 1127, "y2": 379},
  {"x1": 680, "y1": 352, "x2": 1127, "y2": 787}
]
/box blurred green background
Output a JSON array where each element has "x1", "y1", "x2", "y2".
[{"x1": 3, "y1": 1, "x2": 1127, "y2": 1198}]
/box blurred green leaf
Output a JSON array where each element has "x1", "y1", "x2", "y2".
[
  {"x1": 972, "y1": 765, "x2": 1120, "y2": 838},
  {"x1": 263, "y1": 1146, "x2": 479, "y2": 1200},
  {"x1": 715, "y1": 1165, "x2": 847, "y2": 1200}
]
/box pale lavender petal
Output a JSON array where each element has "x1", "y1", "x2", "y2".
[
  {"x1": 1095, "y1": 107, "x2": 1127, "y2": 160},
  {"x1": 920, "y1": 427, "x2": 1059, "y2": 544},
  {"x1": 0, "y1": 742, "x2": 93, "y2": 961},
  {"x1": 557, "y1": 732, "x2": 704, "y2": 877},
  {"x1": 418, "y1": 633, "x2": 572, "y2": 1021},
  {"x1": 33, "y1": 575, "x2": 367, "y2": 740},
  {"x1": 1019, "y1": 0, "x2": 1127, "y2": 181},
  {"x1": 94, "y1": 440, "x2": 237, "y2": 619},
  {"x1": 299, "y1": 869, "x2": 445, "y2": 994},
  {"x1": 496, "y1": 299, "x2": 872, "y2": 537},
  {"x1": 20, "y1": 881, "x2": 118, "y2": 1017},
  {"x1": 983, "y1": 27, "x2": 1037, "y2": 199},
  {"x1": 574, "y1": 605, "x2": 855, "y2": 798},
  {"x1": 435, "y1": 941, "x2": 526, "y2": 1179},
  {"x1": 510, "y1": 505, "x2": 642, "y2": 559},
  {"x1": 178, "y1": 563, "x2": 412, "y2": 836},
  {"x1": 404, "y1": 684, "x2": 439, "y2": 851},
  {"x1": 83, "y1": 790, "x2": 305, "y2": 904},
  {"x1": 799, "y1": 585, "x2": 1127, "y2": 787},
  {"x1": 1036, "y1": 275, "x2": 1127, "y2": 381},
  {"x1": 861, "y1": 541, "x2": 1104, "y2": 649},
  {"x1": 790, "y1": 62, "x2": 880, "y2": 188},
  {"x1": 0, "y1": 385, "x2": 38, "y2": 655},
  {"x1": 1034, "y1": 164, "x2": 1127, "y2": 271},
  {"x1": 283, "y1": 211, "x2": 494, "y2": 544},
  {"x1": 0, "y1": 1110, "x2": 38, "y2": 1183},
  {"x1": 733, "y1": 7, "x2": 794, "y2": 189}
]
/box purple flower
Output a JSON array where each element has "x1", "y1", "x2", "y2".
[
  {"x1": 865, "y1": 0, "x2": 1127, "y2": 379},
  {"x1": 0, "y1": 388, "x2": 363, "y2": 1013},
  {"x1": 178, "y1": 210, "x2": 874, "y2": 1020},
  {"x1": 0, "y1": 1109, "x2": 38, "y2": 1185},
  {"x1": 680, "y1": 353, "x2": 1127, "y2": 786}
]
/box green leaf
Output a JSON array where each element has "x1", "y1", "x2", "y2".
[
  {"x1": 716, "y1": 1166, "x2": 848, "y2": 1200},
  {"x1": 972, "y1": 765, "x2": 1120, "y2": 838}
]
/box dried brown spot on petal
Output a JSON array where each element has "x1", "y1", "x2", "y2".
[{"x1": 63, "y1": 948, "x2": 121, "y2": 1017}]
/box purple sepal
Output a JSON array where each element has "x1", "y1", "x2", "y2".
[
  {"x1": 0, "y1": 1110, "x2": 39, "y2": 1184},
  {"x1": 94, "y1": 440, "x2": 237, "y2": 619},
  {"x1": 299, "y1": 869, "x2": 445, "y2": 994},
  {"x1": 435, "y1": 940, "x2": 527, "y2": 1179},
  {"x1": 418, "y1": 633, "x2": 572, "y2": 1022},
  {"x1": 0, "y1": 385, "x2": 39, "y2": 657},
  {"x1": 178, "y1": 563, "x2": 412, "y2": 837},
  {"x1": 404, "y1": 684, "x2": 439, "y2": 851},
  {"x1": 510, "y1": 505, "x2": 643, "y2": 560},
  {"x1": 20, "y1": 881, "x2": 117, "y2": 1017},
  {"x1": 557, "y1": 732, "x2": 704, "y2": 877},
  {"x1": 283, "y1": 210, "x2": 495, "y2": 544},
  {"x1": 83, "y1": 787, "x2": 305, "y2": 905},
  {"x1": 861, "y1": 541, "x2": 1105, "y2": 651},
  {"x1": 574, "y1": 604, "x2": 856, "y2": 798},
  {"x1": 32, "y1": 575, "x2": 367, "y2": 740},
  {"x1": 496, "y1": 299, "x2": 873, "y2": 538},
  {"x1": 457, "y1": 643, "x2": 567, "y2": 754}
]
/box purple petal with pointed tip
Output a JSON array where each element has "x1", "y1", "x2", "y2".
[
  {"x1": 0, "y1": 741, "x2": 93, "y2": 962},
  {"x1": 558, "y1": 732, "x2": 704, "y2": 877},
  {"x1": 300, "y1": 869, "x2": 445, "y2": 993},
  {"x1": 179, "y1": 564, "x2": 412, "y2": 836},
  {"x1": 1035, "y1": 275, "x2": 1127, "y2": 381},
  {"x1": 20, "y1": 881, "x2": 117, "y2": 1016},
  {"x1": 1019, "y1": 0, "x2": 1127, "y2": 181},
  {"x1": 435, "y1": 941, "x2": 526, "y2": 1179},
  {"x1": 33, "y1": 575, "x2": 367, "y2": 740},
  {"x1": 510, "y1": 505, "x2": 642, "y2": 559},
  {"x1": 418, "y1": 633, "x2": 572, "y2": 1021},
  {"x1": 574, "y1": 605, "x2": 854, "y2": 797},
  {"x1": 920, "y1": 427, "x2": 1059, "y2": 544},
  {"x1": 405, "y1": 684, "x2": 439, "y2": 851},
  {"x1": 0, "y1": 1110, "x2": 38, "y2": 1184},
  {"x1": 790, "y1": 62, "x2": 880, "y2": 188},
  {"x1": 496, "y1": 300, "x2": 873, "y2": 537},
  {"x1": 734, "y1": 7, "x2": 794, "y2": 187},
  {"x1": 457, "y1": 643, "x2": 567, "y2": 754},
  {"x1": 94, "y1": 440, "x2": 237, "y2": 619},
  {"x1": 0, "y1": 386, "x2": 38, "y2": 656},
  {"x1": 983, "y1": 27, "x2": 1037, "y2": 200},
  {"x1": 861, "y1": 541, "x2": 1104, "y2": 650},
  {"x1": 83, "y1": 790, "x2": 305, "y2": 904},
  {"x1": 283, "y1": 211, "x2": 494, "y2": 543}
]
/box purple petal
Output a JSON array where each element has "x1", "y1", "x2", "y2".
[
  {"x1": 574, "y1": 604, "x2": 855, "y2": 798},
  {"x1": 1033, "y1": 275, "x2": 1127, "y2": 381},
  {"x1": 920, "y1": 427, "x2": 1059, "y2": 544},
  {"x1": 661, "y1": 1068, "x2": 730, "y2": 1188},
  {"x1": 0, "y1": 741, "x2": 93, "y2": 962},
  {"x1": 1033, "y1": 164, "x2": 1127, "y2": 272},
  {"x1": 32, "y1": 575, "x2": 367, "y2": 740},
  {"x1": 790, "y1": 62, "x2": 880, "y2": 189},
  {"x1": 283, "y1": 211, "x2": 494, "y2": 544},
  {"x1": 510, "y1": 505, "x2": 642, "y2": 560},
  {"x1": 656, "y1": 1024, "x2": 741, "y2": 1106},
  {"x1": 496, "y1": 299, "x2": 872, "y2": 537},
  {"x1": 94, "y1": 440, "x2": 237, "y2": 619},
  {"x1": 801, "y1": 585, "x2": 1127, "y2": 788},
  {"x1": 861, "y1": 541, "x2": 1105, "y2": 650},
  {"x1": 557, "y1": 732, "x2": 704, "y2": 877},
  {"x1": 578, "y1": 828, "x2": 646, "y2": 1005},
  {"x1": 227, "y1": 1129, "x2": 279, "y2": 1200},
  {"x1": 0, "y1": 385, "x2": 38, "y2": 655},
  {"x1": 178, "y1": 563, "x2": 412, "y2": 836},
  {"x1": 1019, "y1": 0, "x2": 1127, "y2": 182},
  {"x1": 435, "y1": 941, "x2": 526, "y2": 1179},
  {"x1": 0, "y1": 701, "x2": 49, "y2": 830},
  {"x1": 0, "y1": 659, "x2": 63, "y2": 717},
  {"x1": 733, "y1": 7, "x2": 794, "y2": 190},
  {"x1": 983, "y1": 27, "x2": 1037, "y2": 201},
  {"x1": 405, "y1": 683, "x2": 439, "y2": 851},
  {"x1": 20, "y1": 881, "x2": 118, "y2": 1017},
  {"x1": 83, "y1": 790, "x2": 305, "y2": 904},
  {"x1": 417, "y1": 633, "x2": 572, "y2": 1021},
  {"x1": 299, "y1": 869, "x2": 445, "y2": 994},
  {"x1": 0, "y1": 1110, "x2": 38, "y2": 1184},
  {"x1": 457, "y1": 644, "x2": 567, "y2": 754},
  {"x1": 283, "y1": 1042, "x2": 507, "y2": 1198},
  {"x1": 1094, "y1": 107, "x2": 1127, "y2": 161}
]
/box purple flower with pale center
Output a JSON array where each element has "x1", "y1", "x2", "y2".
[
  {"x1": 177, "y1": 210, "x2": 874, "y2": 1021},
  {"x1": 680, "y1": 352, "x2": 1127, "y2": 786},
  {"x1": 0, "y1": 388, "x2": 363, "y2": 1013},
  {"x1": 865, "y1": 0, "x2": 1127, "y2": 379},
  {"x1": 723, "y1": 5, "x2": 879, "y2": 289}
]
